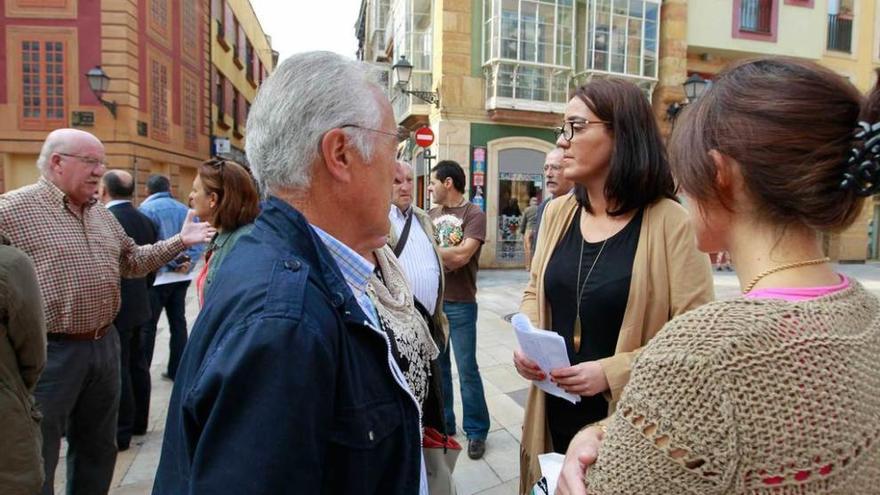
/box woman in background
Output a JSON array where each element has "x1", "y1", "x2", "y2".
[{"x1": 190, "y1": 158, "x2": 260, "y2": 306}]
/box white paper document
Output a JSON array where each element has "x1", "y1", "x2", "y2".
[
  {"x1": 537, "y1": 453, "x2": 566, "y2": 495},
  {"x1": 511, "y1": 313, "x2": 581, "y2": 404}
]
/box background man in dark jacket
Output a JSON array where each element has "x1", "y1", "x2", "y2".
[
  {"x1": 153, "y1": 51, "x2": 426, "y2": 494},
  {"x1": 99, "y1": 170, "x2": 158, "y2": 450}
]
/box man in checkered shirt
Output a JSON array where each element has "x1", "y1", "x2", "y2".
[{"x1": 0, "y1": 128, "x2": 214, "y2": 495}]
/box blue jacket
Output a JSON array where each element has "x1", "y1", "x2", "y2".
[
  {"x1": 139, "y1": 192, "x2": 202, "y2": 273},
  {"x1": 153, "y1": 197, "x2": 423, "y2": 495}
]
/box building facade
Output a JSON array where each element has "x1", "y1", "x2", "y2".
[
  {"x1": 209, "y1": 0, "x2": 276, "y2": 166},
  {"x1": 357, "y1": 0, "x2": 880, "y2": 266},
  {"x1": 0, "y1": 0, "x2": 212, "y2": 203}
]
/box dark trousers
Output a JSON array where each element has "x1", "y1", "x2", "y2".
[
  {"x1": 35, "y1": 330, "x2": 120, "y2": 495},
  {"x1": 116, "y1": 324, "x2": 151, "y2": 447},
  {"x1": 145, "y1": 281, "x2": 190, "y2": 379}
]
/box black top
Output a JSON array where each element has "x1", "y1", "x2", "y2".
[{"x1": 543, "y1": 207, "x2": 642, "y2": 452}]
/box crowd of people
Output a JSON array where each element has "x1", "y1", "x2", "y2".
[{"x1": 1, "y1": 49, "x2": 879, "y2": 495}]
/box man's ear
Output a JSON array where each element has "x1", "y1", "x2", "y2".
[
  {"x1": 444, "y1": 177, "x2": 453, "y2": 189},
  {"x1": 320, "y1": 128, "x2": 356, "y2": 183}
]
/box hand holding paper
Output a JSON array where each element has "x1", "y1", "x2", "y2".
[{"x1": 510, "y1": 313, "x2": 580, "y2": 404}]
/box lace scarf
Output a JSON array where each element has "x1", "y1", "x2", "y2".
[{"x1": 368, "y1": 246, "x2": 439, "y2": 405}]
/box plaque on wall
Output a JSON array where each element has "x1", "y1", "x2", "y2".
[
  {"x1": 137, "y1": 121, "x2": 148, "y2": 136},
  {"x1": 71, "y1": 111, "x2": 95, "y2": 127}
]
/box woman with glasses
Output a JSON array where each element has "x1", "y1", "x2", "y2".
[
  {"x1": 515, "y1": 78, "x2": 714, "y2": 493},
  {"x1": 556, "y1": 57, "x2": 880, "y2": 495},
  {"x1": 190, "y1": 158, "x2": 260, "y2": 307}
]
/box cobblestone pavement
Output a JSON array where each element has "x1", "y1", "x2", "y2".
[{"x1": 51, "y1": 263, "x2": 880, "y2": 494}]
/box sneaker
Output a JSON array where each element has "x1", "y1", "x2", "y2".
[{"x1": 467, "y1": 439, "x2": 486, "y2": 460}]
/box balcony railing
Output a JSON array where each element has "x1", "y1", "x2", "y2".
[
  {"x1": 827, "y1": 14, "x2": 853, "y2": 53},
  {"x1": 739, "y1": 0, "x2": 772, "y2": 34}
]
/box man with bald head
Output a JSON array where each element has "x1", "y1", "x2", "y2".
[
  {"x1": 99, "y1": 170, "x2": 158, "y2": 451},
  {"x1": 0, "y1": 129, "x2": 213, "y2": 495}
]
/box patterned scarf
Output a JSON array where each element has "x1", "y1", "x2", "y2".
[{"x1": 368, "y1": 245, "x2": 439, "y2": 405}]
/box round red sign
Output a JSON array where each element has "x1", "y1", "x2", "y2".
[{"x1": 415, "y1": 127, "x2": 434, "y2": 148}]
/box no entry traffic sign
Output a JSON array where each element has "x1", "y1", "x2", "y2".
[{"x1": 415, "y1": 126, "x2": 434, "y2": 148}]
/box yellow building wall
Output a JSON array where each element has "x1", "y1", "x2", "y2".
[
  {"x1": 3, "y1": 154, "x2": 40, "y2": 192},
  {"x1": 688, "y1": 0, "x2": 826, "y2": 59},
  {"x1": 211, "y1": 0, "x2": 275, "y2": 151}
]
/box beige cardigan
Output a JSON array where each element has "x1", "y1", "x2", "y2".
[{"x1": 518, "y1": 195, "x2": 714, "y2": 494}]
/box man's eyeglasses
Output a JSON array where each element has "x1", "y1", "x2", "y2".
[
  {"x1": 543, "y1": 163, "x2": 561, "y2": 172},
  {"x1": 553, "y1": 119, "x2": 610, "y2": 142},
  {"x1": 57, "y1": 152, "x2": 108, "y2": 168},
  {"x1": 340, "y1": 124, "x2": 410, "y2": 143}
]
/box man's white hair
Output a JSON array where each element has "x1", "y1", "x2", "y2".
[
  {"x1": 245, "y1": 51, "x2": 384, "y2": 195},
  {"x1": 36, "y1": 132, "x2": 66, "y2": 174}
]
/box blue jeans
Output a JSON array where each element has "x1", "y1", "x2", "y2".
[{"x1": 439, "y1": 301, "x2": 490, "y2": 440}]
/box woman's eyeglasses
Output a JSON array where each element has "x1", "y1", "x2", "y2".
[{"x1": 554, "y1": 119, "x2": 610, "y2": 142}]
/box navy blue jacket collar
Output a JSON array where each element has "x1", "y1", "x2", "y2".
[{"x1": 256, "y1": 196, "x2": 368, "y2": 324}]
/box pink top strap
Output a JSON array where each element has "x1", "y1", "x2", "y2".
[{"x1": 744, "y1": 274, "x2": 850, "y2": 301}]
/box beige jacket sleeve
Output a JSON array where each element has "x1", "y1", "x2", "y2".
[
  {"x1": 597, "y1": 203, "x2": 714, "y2": 402},
  {"x1": 585, "y1": 327, "x2": 736, "y2": 493},
  {"x1": 520, "y1": 199, "x2": 561, "y2": 326}
]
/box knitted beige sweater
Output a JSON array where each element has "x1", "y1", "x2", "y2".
[{"x1": 585, "y1": 281, "x2": 880, "y2": 494}]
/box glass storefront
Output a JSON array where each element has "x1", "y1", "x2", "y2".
[{"x1": 496, "y1": 148, "x2": 546, "y2": 263}]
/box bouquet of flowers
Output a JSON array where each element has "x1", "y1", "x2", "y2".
[{"x1": 433, "y1": 214, "x2": 464, "y2": 248}]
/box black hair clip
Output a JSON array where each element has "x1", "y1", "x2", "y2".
[{"x1": 841, "y1": 121, "x2": 880, "y2": 197}]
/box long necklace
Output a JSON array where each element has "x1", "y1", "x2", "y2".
[
  {"x1": 742, "y1": 257, "x2": 831, "y2": 294},
  {"x1": 573, "y1": 235, "x2": 608, "y2": 353}
]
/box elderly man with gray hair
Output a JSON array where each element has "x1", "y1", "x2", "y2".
[
  {"x1": 153, "y1": 51, "x2": 426, "y2": 494},
  {"x1": 0, "y1": 128, "x2": 213, "y2": 495}
]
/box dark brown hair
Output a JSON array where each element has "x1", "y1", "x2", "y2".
[
  {"x1": 572, "y1": 78, "x2": 676, "y2": 216},
  {"x1": 199, "y1": 158, "x2": 260, "y2": 231},
  {"x1": 670, "y1": 57, "x2": 877, "y2": 232}
]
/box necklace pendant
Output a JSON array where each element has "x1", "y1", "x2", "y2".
[{"x1": 573, "y1": 315, "x2": 582, "y2": 353}]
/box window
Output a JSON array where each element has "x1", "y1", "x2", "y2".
[
  {"x1": 246, "y1": 40, "x2": 256, "y2": 83},
  {"x1": 149, "y1": 0, "x2": 172, "y2": 45},
  {"x1": 21, "y1": 40, "x2": 66, "y2": 129},
  {"x1": 582, "y1": 0, "x2": 659, "y2": 78},
  {"x1": 827, "y1": 0, "x2": 854, "y2": 52},
  {"x1": 392, "y1": 0, "x2": 433, "y2": 118},
  {"x1": 182, "y1": 70, "x2": 199, "y2": 150},
  {"x1": 214, "y1": 0, "x2": 228, "y2": 49},
  {"x1": 215, "y1": 70, "x2": 225, "y2": 117},
  {"x1": 232, "y1": 89, "x2": 240, "y2": 129},
  {"x1": 232, "y1": 18, "x2": 243, "y2": 67},
  {"x1": 237, "y1": 25, "x2": 247, "y2": 69},
  {"x1": 150, "y1": 57, "x2": 170, "y2": 142},
  {"x1": 733, "y1": 0, "x2": 778, "y2": 41},
  {"x1": 368, "y1": 0, "x2": 391, "y2": 58},
  {"x1": 182, "y1": 0, "x2": 199, "y2": 64},
  {"x1": 483, "y1": 0, "x2": 575, "y2": 106},
  {"x1": 740, "y1": 0, "x2": 772, "y2": 33}
]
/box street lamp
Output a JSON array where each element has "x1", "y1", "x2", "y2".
[
  {"x1": 86, "y1": 66, "x2": 117, "y2": 118},
  {"x1": 666, "y1": 73, "x2": 708, "y2": 123},
  {"x1": 392, "y1": 55, "x2": 440, "y2": 108}
]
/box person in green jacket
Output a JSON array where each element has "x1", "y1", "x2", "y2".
[
  {"x1": 0, "y1": 233, "x2": 46, "y2": 494},
  {"x1": 189, "y1": 158, "x2": 261, "y2": 307}
]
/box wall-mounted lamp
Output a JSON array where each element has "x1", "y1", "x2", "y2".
[
  {"x1": 86, "y1": 66, "x2": 117, "y2": 118},
  {"x1": 392, "y1": 55, "x2": 440, "y2": 108},
  {"x1": 666, "y1": 73, "x2": 709, "y2": 122}
]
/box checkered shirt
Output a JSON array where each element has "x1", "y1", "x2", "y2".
[{"x1": 0, "y1": 177, "x2": 186, "y2": 335}]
